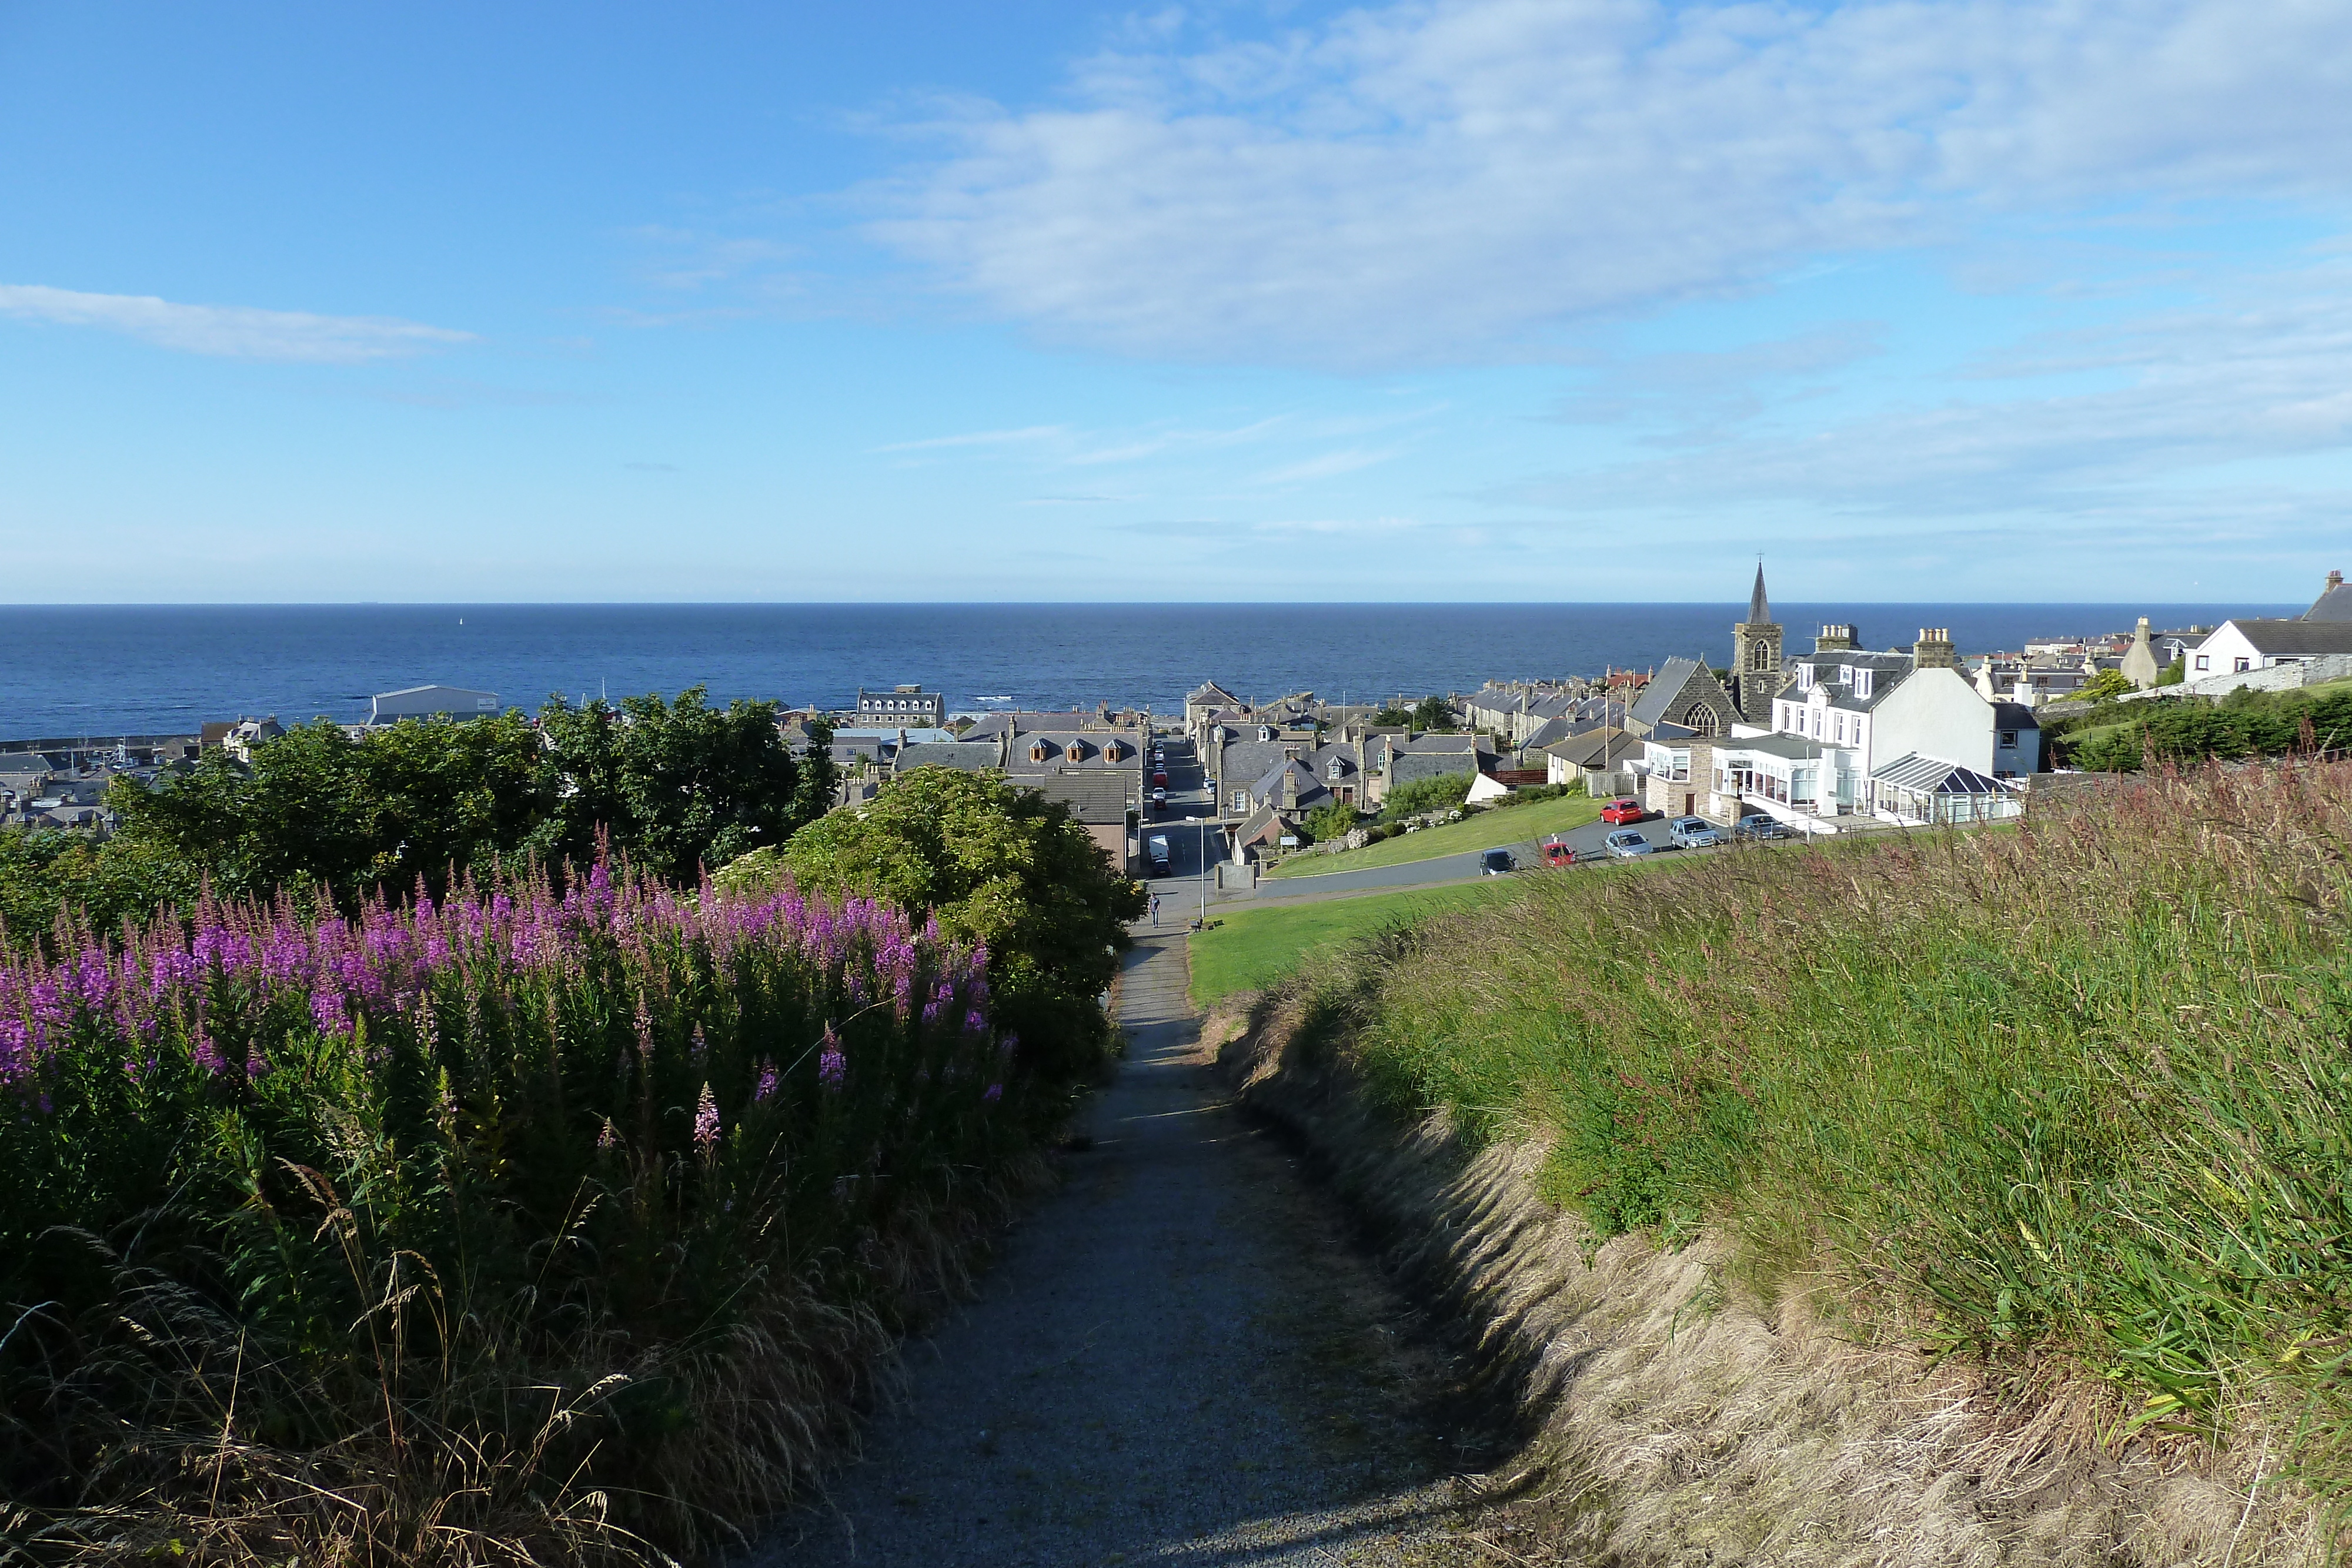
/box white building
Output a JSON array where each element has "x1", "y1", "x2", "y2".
[
  {"x1": 370, "y1": 686, "x2": 500, "y2": 724},
  {"x1": 1698, "y1": 627, "x2": 2027, "y2": 831}
]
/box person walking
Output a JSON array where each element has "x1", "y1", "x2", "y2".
[{"x1": 1148, "y1": 892, "x2": 1161, "y2": 927}]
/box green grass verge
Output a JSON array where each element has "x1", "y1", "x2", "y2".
[
  {"x1": 1188, "y1": 878, "x2": 1525, "y2": 1006},
  {"x1": 1274, "y1": 763, "x2": 2352, "y2": 1482},
  {"x1": 1266, "y1": 793, "x2": 1606, "y2": 879}
]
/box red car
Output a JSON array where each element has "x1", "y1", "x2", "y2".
[
  {"x1": 1542, "y1": 839, "x2": 1576, "y2": 868},
  {"x1": 1152, "y1": 769, "x2": 1168, "y2": 785},
  {"x1": 1599, "y1": 798, "x2": 1645, "y2": 825}
]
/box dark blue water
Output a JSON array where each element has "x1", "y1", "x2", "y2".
[{"x1": 0, "y1": 603, "x2": 2294, "y2": 738}]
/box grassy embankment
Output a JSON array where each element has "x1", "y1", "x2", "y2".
[
  {"x1": 1190, "y1": 879, "x2": 1524, "y2": 1006},
  {"x1": 1267, "y1": 793, "x2": 1605, "y2": 879},
  {"x1": 1251, "y1": 761, "x2": 2352, "y2": 1486}
]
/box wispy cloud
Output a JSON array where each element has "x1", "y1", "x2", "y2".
[
  {"x1": 1254, "y1": 447, "x2": 1398, "y2": 485},
  {"x1": 873, "y1": 423, "x2": 1070, "y2": 453},
  {"x1": 866, "y1": 0, "x2": 2352, "y2": 370},
  {"x1": 0, "y1": 283, "x2": 475, "y2": 362}
]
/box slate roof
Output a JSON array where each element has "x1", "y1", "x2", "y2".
[
  {"x1": 1544, "y1": 727, "x2": 1642, "y2": 770},
  {"x1": 1747, "y1": 563, "x2": 1773, "y2": 624},
  {"x1": 2307, "y1": 586, "x2": 2352, "y2": 623},
  {"x1": 1025, "y1": 771, "x2": 1134, "y2": 825},
  {"x1": 1625, "y1": 658, "x2": 1713, "y2": 730},
  {"x1": 1785, "y1": 650, "x2": 1917, "y2": 713},
  {"x1": 2224, "y1": 620, "x2": 2352, "y2": 658},
  {"x1": 894, "y1": 741, "x2": 1001, "y2": 773},
  {"x1": 1188, "y1": 681, "x2": 1241, "y2": 706},
  {"x1": 1389, "y1": 750, "x2": 1481, "y2": 787},
  {"x1": 1990, "y1": 701, "x2": 2040, "y2": 731}
]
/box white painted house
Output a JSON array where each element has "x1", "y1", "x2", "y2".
[{"x1": 1699, "y1": 628, "x2": 2026, "y2": 831}]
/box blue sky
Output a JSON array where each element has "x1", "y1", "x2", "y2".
[{"x1": 2, "y1": 0, "x2": 2348, "y2": 603}]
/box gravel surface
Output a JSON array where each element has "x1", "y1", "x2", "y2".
[{"x1": 759, "y1": 931, "x2": 1505, "y2": 1567}]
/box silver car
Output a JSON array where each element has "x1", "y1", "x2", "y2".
[
  {"x1": 1603, "y1": 829, "x2": 1654, "y2": 859},
  {"x1": 1666, "y1": 815, "x2": 1721, "y2": 849}
]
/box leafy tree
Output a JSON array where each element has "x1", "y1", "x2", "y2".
[
  {"x1": 1381, "y1": 771, "x2": 1474, "y2": 821},
  {"x1": 528, "y1": 687, "x2": 806, "y2": 884},
  {"x1": 1303, "y1": 800, "x2": 1358, "y2": 845},
  {"x1": 2073, "y1": 668, "x2": 2138, "y2": 704},
  {"x1": 792, "y1": 716, "x2": 840, "y2": 826},
  {"x1": 1409, "y1": 696, "x2": 1456, "y2": 732},
  {"x1": 719, "y1": 766, "x2": 1145, "y2": 1086},
  {"x1": 1369, "y1": 705, "x2": 1414, "y2": 727},
  {"x1": 2158, "y1": 654, "x2": 2186, "y2": 687},
  {"x1": 108, "y1": 714, "x2": 552, "y2": 907}
]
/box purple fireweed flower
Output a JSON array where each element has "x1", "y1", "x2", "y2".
[
  {"x1": 963, "y1": 1008, "x2": 986, "y2": 1035},
  {"x1": 817, "y1": 1028, "x2": 846, "y2": 1091},
  {"x1": 754, "y1": 1062, "x2": 779, "y2": 1104},
  {"x1": 310, "y1": 987, "x2": 350, "y2": 1038},
  {"x1": 693, "y1": 1082, "x2": 720, "y2": 1154},
  {"x1": 597, "y1": 1116, "x2": 619, "y2": 1151},
  {"x1": 192, "y1": 1027, "x2": 228, "y2": 1077},
  {"x1": 982, "y1": 1083, "x2": 1003, "y2": 1105}
]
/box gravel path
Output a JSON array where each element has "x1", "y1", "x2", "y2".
[{"x1": 759, "y1": 931, "x2": 1502, "y2": 1567}]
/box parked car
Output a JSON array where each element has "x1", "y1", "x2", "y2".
[
  {"x1": 1666, "y1": 815, "x2": 1721, "y2": 849},
  {"x1": 1599, "y1": 798, "x2": 1646, "y2": 825},
  {"x1": 1603, "y1": 829, "x2": 1654, "y2": 858},
  {"x1": 1152, "y1": 768, "x2": 1169, "y2": 785},
  {"x1": 1542, "y1": 838, "x2": 1577, "y2": 868},
  {"x1": 1479, "y1": 848, "x2": 1516, "y2": 875},
  {"x1": 1732, "y1": 814, "x2": 1790, "y2": 841},
  {"x1": 1151, "y1": 787, "x2": 1168, "y2": 810},
  {"x1": 1147, "y1": 834, "x2": 1173, "y2": 875}
]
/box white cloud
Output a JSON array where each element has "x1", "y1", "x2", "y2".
[
  {"x1": 868, "y1": 0, "x2": 2352, "y2": 369},
  {"x1": 1494, "y1": 251, "x2": 2352, "y2": 523},
  {"x1": 0, "y1": 283, "x2": 475, "y2": 362},
  {"x1": 873, "y1": 423, "x2": 1070, "y2": 452}
]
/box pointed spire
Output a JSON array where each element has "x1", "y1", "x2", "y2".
[{"x1": 1747, "y1": 560, "x2": 1772, "y2": 626}]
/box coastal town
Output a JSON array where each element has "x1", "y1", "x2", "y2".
[{"x1": 11, "y1": 566, "x2": 2348, "y2": 891}]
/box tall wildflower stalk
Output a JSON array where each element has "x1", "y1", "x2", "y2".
[{"x1": 0, "y1": 852, "x2": 1030, "y2": 1563}]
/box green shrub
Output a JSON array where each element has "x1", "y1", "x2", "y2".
[
  {"x1": 721, "y1": 765, "x2": 1144, "y2": 1089},
  {"x1": 1, "y1": 856, "x2": 1043, "y2": 1561},
  {"x1": 1380, "y1": 773, "x2": 1474, "y2": 821}
]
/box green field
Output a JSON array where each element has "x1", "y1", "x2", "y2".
[
  {"x1": 1266, "y1": 793, "x2": 1605, "y2": 880},
  {"x1": 1188, "y1": 878, "x2": 1525, "y2": 1005}
]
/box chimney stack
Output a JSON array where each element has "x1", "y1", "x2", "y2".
[
  {"x1": 1913, "y1": 628, "x2": 1957, "y2": 670},
  {"x1": 1815, "y1": 623, "x2": 1856, "y2": 653},
  {"x1": 2330, "y1": 570, "x2": 2344, "y2": 593}
]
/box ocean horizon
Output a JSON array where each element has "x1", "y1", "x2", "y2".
[{"x1": 1, "y1": 600, "x2": 2297, "y2": 740}]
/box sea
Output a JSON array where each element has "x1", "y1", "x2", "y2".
[{"x1": 0, "y1": 601, "x2": 2298, "y2": 740}]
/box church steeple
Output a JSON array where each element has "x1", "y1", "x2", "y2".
[{"x1": 1731, "y1": 561, "x2": 1783, "y2": 724}]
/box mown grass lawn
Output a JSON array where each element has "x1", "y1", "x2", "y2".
[
  {"x1": 1188, "y1": 878, "x2": 1526, "y2": 1006},
  {"x1": 1267, "y1": 793, "x2": 1606, "y2": 879}
]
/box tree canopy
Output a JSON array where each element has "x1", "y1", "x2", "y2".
[{"x1": 717, "y1": 765, "x2": 1144, "y2": 1084}]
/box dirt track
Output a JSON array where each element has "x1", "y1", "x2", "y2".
[{"x1": 761, "y1": 931, "x2": 1505, "y2": 1567}]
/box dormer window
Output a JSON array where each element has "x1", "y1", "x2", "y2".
[
  {"x1": 1030, "y1": 741, "x2": 1050, "y2": 763},
  {"x1": 1065, "y1": 741, "x2": 1084, "y2": 763},
  {"x1": 1102, "y1": 739, "x2": 1124, "y2": 761},
  {"x1": 1327, "y1": 758, "x2": 1344, "y2": 780},
  {"x1": 1797, "y1": 665, "x2": 1815, "y2": 691},
  {"x1": 1853, "y1": 669, "x2": 1873, "y2": 699},
  {"x1": 1258, "y1": 725, "x2": 1273, "y2": 742}
]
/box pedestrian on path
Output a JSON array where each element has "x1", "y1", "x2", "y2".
[{"x1": 1148, "y1": 893, "x2": 1161, "y2": 927}]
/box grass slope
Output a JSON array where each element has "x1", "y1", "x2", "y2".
[
  {"x1": 1267, "y1": 793, "x2": 1605, "y2": 879},
  {"x1": 1265, "y1": 761, "x2": 2352, "y2": 1487},
  {"x1": 1188, "y1": 879, "x2": 1523, "y2": 1006}
]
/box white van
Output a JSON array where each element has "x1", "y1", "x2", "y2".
[{"x1": 1147, "y1": 835, "x2": 1172, "y2": 875}]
